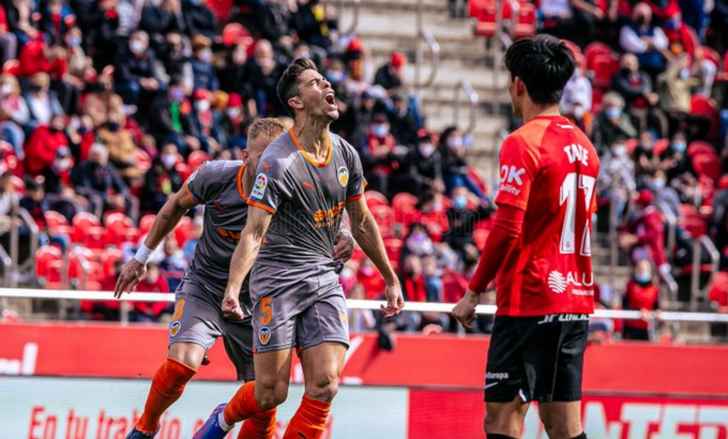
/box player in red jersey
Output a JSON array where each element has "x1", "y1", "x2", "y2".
[{"x1": 452, "y1": 35, "x2": 600, "y2": 439}]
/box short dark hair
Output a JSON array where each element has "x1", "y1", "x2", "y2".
[
  {"x1": 504, "y1": 35, "x2": 575, "y2": 105},
  {"x1": 276, "y1": 57, "x2": 318, "y2": 110}
]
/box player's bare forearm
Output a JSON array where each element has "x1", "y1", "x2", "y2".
[
  {"x1": 144, "y1": 183, "x2": 198, "y2": 249},
  {"x1": 224, "y1": 206, "x2": 272, "y2": 297},
  {"x1": 346, "y1": 197, "x2": 397, "y2": 285}
]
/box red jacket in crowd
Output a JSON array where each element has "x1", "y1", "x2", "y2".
[
  {"x1": 24, "y1": 125, "x2": 68, "y2": 175},
  {"x1": 624, "y1": 280, "x2": 660, "y2": 330}
]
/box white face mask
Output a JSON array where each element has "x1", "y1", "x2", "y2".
[
  {"x1": 0, "y1": 83, "x2": 12, "y2": 96},
  {"x1": 195, "y1": 100, "x2": 210, "y2": 112},
  {"x1": 612, "y1": 144, "x2": 626, "y2": 157},
  {"x1": 418, "y1": 143, "x2": 435, "y2": 157},
  {"x1": 227, "y1": 108, "x2": 241, "y2": 119},
  {"x1": 161, "y1": 154, "x2": 177, "y2": 169},
  {"x1": 130, "y1": 40, "x2": 146, "y2": 55},
  {"x1": 447, "y1": 136, "x2": 463, "y2": 150}
]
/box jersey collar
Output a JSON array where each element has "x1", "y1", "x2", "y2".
[{"x1": 289, "y1": 128, "x2": 333, "y2": 168}]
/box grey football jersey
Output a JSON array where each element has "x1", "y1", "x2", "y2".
[
  {"x1": 246, "y1": 129, "x2": 365, "y2": 292},
  {"x1": 186, "y1": 160, "x2": 252, "y2": 306}
]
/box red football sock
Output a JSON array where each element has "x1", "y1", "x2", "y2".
[
  {"x1": 223, "y1": 381, "x2": 269, "y2": 426},
  {"x1": 136, "y1": 358, "x2": 196, "y2": 434},
  {"x1": 282, "y1": 395, "x2": 331, "y2": 439},
  {"x1": 237, "y1": 407, "x2": 277, "y2": 439}
]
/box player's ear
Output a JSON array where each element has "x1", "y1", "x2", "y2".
[
  {"x1": 288, "y1": 96, "x2": 304, "y2": 111},
  {"x1": 515, "y1": 77, "x2": 526, "y2": 97}
]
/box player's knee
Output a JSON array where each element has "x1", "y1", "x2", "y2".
[
  {"x1": 544, "y1": 422, "x2": 582, "y2": 439},
  {"x1": 484, "y1": 405, "x2": 524, "y2": 437},
  {"x1": 305, "y1": 371, "x2": 339, "y2": 402},
  {"x1": 255, "y1": 377, "x2": 288, "y2": 410},
  {"x1": 168, "y1": 343, "x2": 205, "y2": 370}
]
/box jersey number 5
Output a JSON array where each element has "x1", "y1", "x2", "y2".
[{"x1": 559, "y1": 173, "x2": 595, "y2": 256}]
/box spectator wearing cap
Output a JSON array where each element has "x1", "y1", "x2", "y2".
[
  {"x1": 188, "y1": 88, "x2": 224, "y2": 152},
  {"x1": 114, "y1": 30, "x2": 166, "y2": 108},
  {"x1": 620, "y1": 2, "x2": 669, "y2": 80},
  {"x1": 361, "y1": 112, "x2": 398, "y2": 195},
  {"x1": 374, "y1": 51, "x2": 406, "y2": 91},
  {"x1": 190, "y1": 34, "x2": 219, "y2": 91},
  {"x1": 622, "y1": 259, "x2": 659, "y2": 341},
  {"x1": 612, "y1": 53, "x2": 667, "y2": 138},
  {"x1": 663, "y1": 5, "x2": 699, "y2": 57},
  {"x1": 592, "y1": 92, "x2": 638, "y2": 153},
  {"x1": 439, "y1": 125, "x2": 487, "y2": 201},
  {"x1": 71, "y1": 143, "x2": 129, "y2": 213},
  {"x1": 24, "y1": 72, "x2": 64, "y2": 128},
  {"x1": 246, "y1": 39, "x2": 283, "y2": 116},
  {"x1": 392, "y1": 129, "x2": 444, "y2": 195},
  {"x1": 0, "y1": 74, "x2": 29, "y2": 155}
]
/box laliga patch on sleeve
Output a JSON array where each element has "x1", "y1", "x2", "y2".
[{"x1": 250, "y1": 173, "x2": 268, "y2": 200}]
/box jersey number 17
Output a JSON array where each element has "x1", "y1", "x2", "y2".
[{"x1": 559, "y1": 173, "x2": 596, "y2": 256}]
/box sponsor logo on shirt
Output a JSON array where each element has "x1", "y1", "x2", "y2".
[
  {"x1": 547, "y1": 270, "x2": 594, "y2": 295},
  {"x1": 337, "y1": 166, "x2": 349, "y2": 187},
  {"x1": 486, "y1": 372, "x2": 509, "y2": 380},
  {"x1": 498, "y1": 165, "x2": 525, "y2": 196},
  {"x1": 250, "y1": 173, "x2": 268, "y2": 200},
  {"x1": 313, "y1": 201, "x2": 346, "y2": 228},
  {"x1": 537, "y1": 313, "x2": 590, "y2": 324},
  {"x1": 258, "y1": 326, "x2": 271, "y2": 346},
  {"x1": 216, "y1": 227, "x2": 241, "y2": 241}
]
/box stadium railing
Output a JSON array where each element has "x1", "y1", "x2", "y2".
[{"x1": 1, "y1": 288, "x2": 728, "y2": 325}]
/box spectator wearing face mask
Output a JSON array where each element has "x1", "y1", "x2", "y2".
[
  {"x1": 23, "y1": 72, "x2": 64, "y2": 128},
  {"x1": 592, "y1": 92, "x2": 638, "y2": 153},
  {"x1": 141, "y1": 142, "x2": 183, "y2": 213},
  {"x1": 114, "y1": 30, "x2": 166, "y2": 107},
  {"x1": 158, "y1": 32, "x2": 193, "y2": 92},
  {"x1": 612, "y1": 53, "x2": 668, "y2": 138},
  {"x1": 624, "y1": 190, "x2": 669, "y2": 273},
  {"x1": 190, "y1": 34, "x2": 219, "y2": 91},
  {"x1": 598, "y1": 139, "x2": 636, "y2": 226},
  {"x1": 649, "y1": 169, "x2": 681, "y2": 218},
  {"x1": 663, "y1": 6, "x2": 699, "y2": 58},
  {"x1": 622, "y1": 259, "x2": 659, "y2": 341},
  {"x1": 187, "y1": 88, "x2": 223, "y2": 152},
  {"x1": 0, "y1": 74, "x2": 30, "y2": 155},
  {"x1": 71, "y1": 143, "x2": 129, "y2": 213},
  {"x1": 361, "y1": 112, "x2": 398, "y2": 195},
  {"x1": 221, "y1": 92, "x2": 247, "y2": 149},
  {"x1": 439, "y1": 125, "x2": 487, "y2": 201},
  {"x1": 97, "y1": 110, "x2": 140, "y2": 179},
  {"x1": 388, "y1": 93, "x2": 419, "y2": 146},
  {"x1": 24, "y1": 114, "x2": 69, "y2": 177},
  {"x1": 403, "y1": 222, "x2": 435, "y2": 260},
  {"x1": 619, "y1": 2, "x2": 668, "y2": 79},
  {"x1": 444, "y1": 186, "x2": 493, "y2": 259},
  {"x1": 391, "y1": 129, "x2": 443, "y2": 195},
  {"x1": 659, "y1": 132, "x2": 692, "y2": 181}
]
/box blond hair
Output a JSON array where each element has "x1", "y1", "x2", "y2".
[{"x1": 247, "y1": 117, "x2": 292, "y2": 142}]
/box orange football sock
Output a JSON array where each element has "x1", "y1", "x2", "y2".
[
  {"x1": 223, "y1": 381, "x2": 268, "y2": 425},
  {"x1": 282, "y1": 395, "x2": 331, "y2": 439},
  {"x1": 237, "y1": 408, "x2": 277, "y2": 439},
  {"x1": 136, "y1": 358, "x2": 196, "y2": 434}
]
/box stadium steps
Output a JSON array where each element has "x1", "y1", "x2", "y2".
[{"x1": 339, "y1": 0, "x2": 511, "y2": 172}]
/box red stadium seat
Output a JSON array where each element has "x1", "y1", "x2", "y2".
[
  {"x1": 35, "y1": 245, "x2": 63, "y2": 287},
  {"x1": 104, "y1": 212, "x2": 138, "y2": 246},
  {"x1": 44, "y1": 210, "x2": 72, "y2": 237},
  {"x1": 653, "y1": 138, "x2": 670, "y2": 156},
  {"x1": 514, "y1": 3, "x2": 536, "y2": 38},
  {"x1": 71, "y1": 212, "x2": 105, "y2": 248},
  {"x1": 365, "y1": 191, "x2": 389, "y2": 209},
  {"x1": 188, "y1": 150, "x2": 210, "y2": 172},
  {"x1": 139, "y1": 214, "x2": 156, "y2": 236},
  {"x1": 174, "y1": 216, "x2": 194, "y2": 247},
  {"x1": 585, "y1": 43, "x2": 619, "y2": 88},
  {"x1": 392, "y1": 192, "x2": 419, "y2": 227},
  {"x1": 692, "y1": 153, "x2": 721, "y2": 183},
  {"x1": 68, "y1": 246, "x2": 104, "y2": 290},
  {"x1": 100, "y1": 247, "x2": 123, "y2": 278}
]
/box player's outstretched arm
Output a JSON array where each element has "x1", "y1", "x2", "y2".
[
  {"x1": 114, "y1": 182, "x2": 199, "y2": 298},
  {"x1": 346, "y1": 195, "x2": 404, "y2": 317},
  {"x1": 222, "y1": 205, "x2": 272, "y2": 319}
]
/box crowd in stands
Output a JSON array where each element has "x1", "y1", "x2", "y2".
[{"x1": 0, "y1": 0, "x2": 725, "y2": 342}]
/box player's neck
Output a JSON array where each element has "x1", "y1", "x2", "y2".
[
  {"x1": 521, "y1": 103, "x2": 561, "y2": 123},
  {"x1": 293, "y1": 115, "x2": 331, "y2": 157}
]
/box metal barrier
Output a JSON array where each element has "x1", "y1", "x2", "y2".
[
  {"x1": 414, "y1": 0, "x2": 440, "y2": 91},
  {"x1": 690, "y1": 235, "x2": 720, "y2": 310},
  {"x1": 453, "y1": 80, "x2": 479, "y2": 135},
  {"x1": 1, "y1": 288, "x2": 728, "y2": 323}
]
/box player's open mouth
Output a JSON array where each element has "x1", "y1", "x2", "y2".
[{"x1": 324, "y1": 93, "x2": 336, "y2": 106}]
